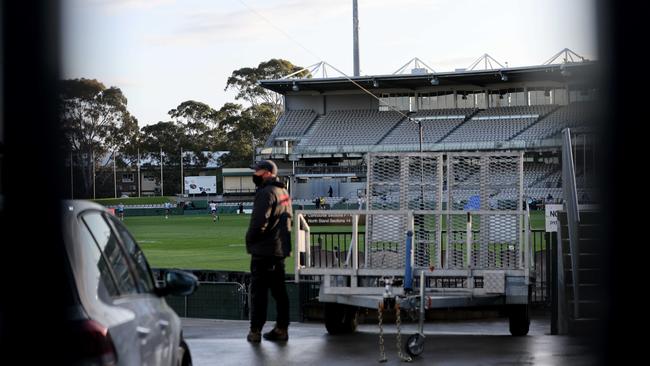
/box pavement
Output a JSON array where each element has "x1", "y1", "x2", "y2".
[{"x1": 182, "y1": 315, "x2": 600, "y2": 365}]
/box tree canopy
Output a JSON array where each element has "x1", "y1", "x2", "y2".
[
  {"x1": 62, "y1": 59, "x2": 307, "y2": 197},
  {"x1": 60, "y1": 78, "x2": 138, "y2": 195},
  {"x1": 225, "y1": 58, "x2": 309, "y2": 119}
]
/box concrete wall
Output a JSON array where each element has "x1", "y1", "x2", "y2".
[
  {"x1": 325, "y1": 94, "x2": 379, "y2": 111},
  {"x1": 285, "y1": 93, "x2": 379, "y2": 114},
  {"x1": 286, "y1": 95, "x2": 325, "y2": 114}
]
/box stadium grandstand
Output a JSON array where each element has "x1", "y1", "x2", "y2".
[{"x1": 256, "y1": 55, "x2": 598, "y2": 206}]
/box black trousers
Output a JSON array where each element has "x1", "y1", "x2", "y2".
[{"x1": 250, "y1": 256, "x2": 289, "y2": 330}]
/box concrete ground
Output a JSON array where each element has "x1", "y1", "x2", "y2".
[{"x1": 182, "y1": 315, "x2": 599, "y2": 366}]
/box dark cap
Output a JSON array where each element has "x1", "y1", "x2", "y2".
[{"x1": 250, "y1": 160, "x2": 278, "y2": 175}]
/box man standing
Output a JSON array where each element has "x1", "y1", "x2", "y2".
[
  {"x1": 209, "y1": 201, "x2": 219, "y2": 222},
  {"x1": 246, "y1": 160, "x2": 292, "y2": 343},
  {"x1": 164, "y1": 201, "x2": 172, "y2": 219},
  {"x1": 117, "y1": 203, "x2": 125, "y2": 221}
]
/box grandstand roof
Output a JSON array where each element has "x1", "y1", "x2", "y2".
[{"x1": 259, "y1": 62, "x2": 597, "y2": 94}]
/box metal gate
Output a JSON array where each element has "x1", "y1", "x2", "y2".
[{"x1": 364, "y1": 151, "x2": 525, "y2": 272}]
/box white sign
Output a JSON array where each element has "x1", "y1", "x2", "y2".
[
  {"x1": 184, "y1": 176, "x2": 217, "y2": 195},
  {"x1": 545, "y1": 204, "x2": 564, "y2": 232}
]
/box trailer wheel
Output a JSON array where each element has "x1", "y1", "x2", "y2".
[
  {"x1": 324, "y1": 303, "x2": 358, "y2": 335},
  {"x1": 508, "y1": 304, "x2": 530, "y2": 336},
  {"x1": 404, "y1": 333, "x2": 425, "y2": 357}
]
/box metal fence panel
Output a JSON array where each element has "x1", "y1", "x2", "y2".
[
  {"x1": 413, "y1": 214, "x2": 441, "y2": 268},
  {"x1": 367, "y1": 212, "x2": 407, "y2": 269},
  {"x1": 446, "y1": 152, "x2": 523, "y2": 270},
  {"x1": 264, "y1": 282, "x2": 302, "y2": 322},
  {"x1": 186, "y1": 283, "x2": 246, "y2": 319}
]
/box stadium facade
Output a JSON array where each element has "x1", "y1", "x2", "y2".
[{"x1": 256, "y1": 61, "x2": 598, "y2": 207}]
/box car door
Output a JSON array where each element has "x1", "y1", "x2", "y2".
[
  {"x1": 107, "y1": 215, "x2": 180, "y2": 366},
  {"x1": 81, "y1": 211, "x2": 165, "y2": 366}
]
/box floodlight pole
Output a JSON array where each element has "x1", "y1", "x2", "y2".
[
  {"x1": 353, "y1": 0, "x2": 360, "y2": 76},
  {"x1": 113, "y1": 150, "x2": 117, "y2": 198},
  {"x1": 137, "y1": 148, "x2": 141, "y2": 198},
  {"x1": 160, "y1": 147, "x2": 164, "y2": 197}
]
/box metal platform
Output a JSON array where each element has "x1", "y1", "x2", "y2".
[{"x1": 319, "y1": 292, "x2": 505, "y2": 310}]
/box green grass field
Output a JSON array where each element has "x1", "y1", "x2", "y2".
[
  {"x1": 125, "y1": 211, "x2": 547, "y2": 271},
  {"x1": 124, "y1": 214, "x2": 262, "y2": 271}
]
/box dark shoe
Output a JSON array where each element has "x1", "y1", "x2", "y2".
[
  {"x1": 263, "y1": 327, "x2": 288, "y2": 341},
  {"x1": 247, "y1": 329, "x2": 261, "y2": 343}
]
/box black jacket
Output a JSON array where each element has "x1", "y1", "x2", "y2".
[{"x1": 246, "y1": 178, "x2": 293, "y2": 258}]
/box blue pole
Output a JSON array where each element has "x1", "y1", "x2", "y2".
[{"x1": 404, "y1": 230, "x2": 413, "y2": 291}]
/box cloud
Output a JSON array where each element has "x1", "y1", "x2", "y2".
[
  {"x1": 145, "y1": 0, "x2": 350, "y2": 47},
  {"x1": 88, "y1": 0, "x2": 175, "y2": 14}
]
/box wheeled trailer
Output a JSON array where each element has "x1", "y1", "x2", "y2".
[{"x1": 293, "y1": 152, "x2": 534, "y2": 360}]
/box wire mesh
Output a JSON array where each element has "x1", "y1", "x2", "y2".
[
  {"x1": 312, "y1": 152, "x2": 525, "y2": 272},
  {"x1": 413, "y1": 214, "x2": 440, "y2": 268},
  {"x1": 446, "y1": 153, "x2": 523, "y2": 270},
  {"x1": 367, "y1": 213, "x2": 407, "y2": 268},
  {"x1": 367, "y1": 153, "x2": 443, "y2": 269}
]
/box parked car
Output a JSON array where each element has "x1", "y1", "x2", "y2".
[{"x1": 62, "y1": 200, "x2": 197, "y2": 365}]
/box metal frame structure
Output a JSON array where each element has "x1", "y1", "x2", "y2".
[
  {"x1": 467, "y1": 54, "x2": 506, "y2": 71},
  {"x1": 543, "y1": 48, "x2": 587, "y2": 65},
  {"x1": 293, "y1": 151, "x2": 533, "y2": 307},
  {"x1": 392, "y1": 57, "x2": 437, "y2": 75}
]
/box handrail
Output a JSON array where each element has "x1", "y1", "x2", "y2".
[
  {"x1": 562, "y1": 128, "x2": 581, "y2": 318},
  {"x1": 294, "y1": 214, "x2": 312, "y2": 282}
]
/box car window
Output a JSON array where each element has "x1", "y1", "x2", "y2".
[
  {"x1": 77, "y1": 221, "x2": 120, "y2": 298},
  {"x1": 82, "y1": 212, "x2": 138, "y2": 296},
  {"x1": 107, "y1": 215, "x2": 155, "y2": 293}
]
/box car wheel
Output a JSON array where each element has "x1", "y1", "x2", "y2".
[{"x1": 178, "y1": 339, "x2": 192, "y2": 366}]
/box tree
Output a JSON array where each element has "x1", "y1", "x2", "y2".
[
  {"x1": 219, "y1": 103, "x2": 277, "y2": 167},
  {"x1": 225, "y1": 59, "x2": 309, "y2": 119},
  {"x1": 168, "y1": 100, "x2": 224, "y2": 166},
  {"x1": 168, "y1": 100, "x2": 220, "y2": 128},
  {"x1": 138, "y1": 101, "x2": 229, "y2": 174},
  {"x1": 60, "y1": 78, "x2": 138, "y2": 197},
  {"x1": 139, "y1": 121, "x2": 184, "y2": 165}
]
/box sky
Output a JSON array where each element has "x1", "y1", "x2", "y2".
[{"x1": 62, "y1": 0, "x2": 597, "y2": 126}]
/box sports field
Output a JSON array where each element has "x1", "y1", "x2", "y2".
[
  {"x1": 124, "y1": 214, "x2": 261, "y2": 272},
  {"x1": 125, "y1": 211, "x2": 547, "y2": 272}
]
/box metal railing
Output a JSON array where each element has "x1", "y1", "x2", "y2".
[
  {"x1": 294, "y1": 165, "x2": 366, "y2": 176},
  {"x1": 162, "y1": 281, "x2": 248, "y2": 320},
  {"x1": 562, "y1": 128, "x2": 581, "y2": 318},
  {"x1": 298, "y1": 227, "x2": 549, "y2": 303},
  {"x1": 295, "y1": 210, "x2": 530, "y2": 271}
]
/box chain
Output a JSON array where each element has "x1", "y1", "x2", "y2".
[
  {"x1": 395, "y1": 303, "x2": 413, "y2": 362},
  {"x1": 378, "y1": 302, "x2": 387, "y2": 362}
]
